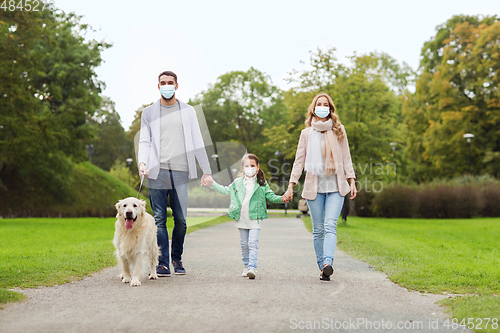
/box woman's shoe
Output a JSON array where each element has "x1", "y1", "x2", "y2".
[
  {"x1": 319, "y1": 270, "x2": 330, "y2": 281},
  {"x1": 241, "y1": 267, "x2": 249, "y2": 277},
  {"x1": 322, "y1": 264, "x2": 333, "y2": 278}
]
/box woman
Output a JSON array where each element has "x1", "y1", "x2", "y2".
[{"x1": 283, "y1": 92, "x2": 357, "y2": 281}]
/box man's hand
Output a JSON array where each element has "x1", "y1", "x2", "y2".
[
  {"x1": 201, "y1": 174, "x2": 213, "y2": 187},
  {"x1": 139, "y1": 163, "x2": 148, "y2": 178}
]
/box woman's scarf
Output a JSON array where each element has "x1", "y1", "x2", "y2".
[{"x1": 304, "y1": 118, "x2": 336, "y2": 177}]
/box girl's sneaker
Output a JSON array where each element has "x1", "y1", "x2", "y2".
[
  {"x1": 247, "y1": 268, "x2": 256, "y2": 279},
  {"x1": 241, "y1": 267, "x2": 249, "y2": 277}
]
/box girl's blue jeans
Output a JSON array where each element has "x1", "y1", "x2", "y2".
[
  {"x1": 239, "y1": 228, "x2": 260, "y2": 269},
  {"x1": 307, "y1": 192, "x2": 345, "y2": 270}
]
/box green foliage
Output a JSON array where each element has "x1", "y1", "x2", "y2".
[
  {"x1": 109, "y1": 159, "x2": 136, "y2": 188},
  {"x1": 190, "y1": 67, "x2": 287, "y2": 173},
  {"x1": 88, "y1": 97, "x2": 134, "y2": 171},
  {"x1": 405, "y1": 15, "x2": 500, "y2": 181},
  {"x1": 0, "y1": 10, "x2": 110, "y2": 203},
  {"x1": 0, "y1": 162, "x2": 150, "y2": 217},
  {"x1": 303, "y1": 216, "x2": 500, "y2": 329},
  {"x1": 265, "y1": 48, "x2": 412, "y2": 186}
]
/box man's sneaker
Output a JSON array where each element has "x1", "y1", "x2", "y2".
[
  {"x1": 156, "y1": 265, "x2": 171, "y2": 277},
  {"x1": 241, "y1": 267, "x2": 249, "y2": 277},
  {"x1": 247, "y1": 268, "x2": 256, "y2": 279},
  {"x1": 173, "y1": 260, "x2": 186, "y2": 275}
]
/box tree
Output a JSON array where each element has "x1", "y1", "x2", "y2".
[
  {"x1": 404, "y1": 15, "x2": 500, "y2": 181},
  {"x1": 191, "y1": 67, "x2": 286, "y2": 173},
  {"x1": 0, "y1": 9, "x2": 110, "y2": 207},
  {"x1": 265, "y1": 48, "x2": 411, "y2": 188},
  {"x1": 89, "y1": 97, "x2": 133, "y2": 171}
]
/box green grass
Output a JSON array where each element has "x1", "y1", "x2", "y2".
[
  {"x1": 0, "y1": 215, "x2": 231, "y2": 305},
  {"x1": 302, "y1": 216, "x2": 500, "y2": 332}
]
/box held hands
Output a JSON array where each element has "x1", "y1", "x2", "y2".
[
  {"x1": 282, "y1": 184, "x2": 295, "y2": 203},
  {"x1": 201, "y1": 174, "x2": 213, "y2": 187}
]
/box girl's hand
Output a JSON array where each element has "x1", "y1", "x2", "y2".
[
  {"x1": 281, "y1": 196, "x2": 289, "y2": 203},
  {"x1": 349, "y1": 179, "x2": 357, "y2": 199},
  {"x1": 201, "y1": 174, "x2": 213, "y2": 187}
]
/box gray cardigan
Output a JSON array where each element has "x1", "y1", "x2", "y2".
[{"x1": 137, "y1": 99, "x2": 211, "y2": 180}]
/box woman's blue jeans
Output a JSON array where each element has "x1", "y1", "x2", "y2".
[
  {"x1": 306, "y1": 192, "x2": 345, "y2": 270},
  {"x1": 148, "y1": 169, "x2": 189, "y2": 267}
]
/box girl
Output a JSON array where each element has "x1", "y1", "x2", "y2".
[
  {"x1": 284, "y1": 93, "x2": 357, "y2": 281},
  {"x1": 205, "y1": 153, "x2": 287, "y2": 279}
]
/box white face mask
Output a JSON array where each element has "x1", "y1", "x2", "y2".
[{"x1": 244, "y1": 167, "x2": 257, "y2": 177}]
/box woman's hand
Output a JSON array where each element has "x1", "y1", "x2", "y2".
[
  {"x1": 283, "y1": 183, "x2": 295, "y2": 202},
  {"x1": 349, "y1": 179, "x2": 357, "y2": 199}
]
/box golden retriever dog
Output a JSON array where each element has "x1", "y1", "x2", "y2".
[{"x1": 113, "y1": 197, "x2": 159, "y2": 286}]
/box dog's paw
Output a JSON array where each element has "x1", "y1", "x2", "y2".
[
  {"x1": 122, "y1": 276, "x2": 131, "y2": 283},
  {"x1": 130, "y1": 277, "x2": 141, "y2": 286},
  {"x1": 149, "y1": 273, "x2": 158, "y2": 280}
]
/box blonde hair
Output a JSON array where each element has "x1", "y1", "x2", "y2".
[{"x1": 305, "y1": 92, "x2": 345, "y2": 142}]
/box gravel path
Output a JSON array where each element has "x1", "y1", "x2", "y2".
[{"x1": 0, "y1": 218, "x2": 468, "y2": 332}]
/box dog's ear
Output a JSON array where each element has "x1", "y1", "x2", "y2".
[
  {"x1": 115, "y1": 200, "x2": 122, "y2": 211},
  {"x1": 139, "y1": 199, "x2": 146, "y2": 215}
]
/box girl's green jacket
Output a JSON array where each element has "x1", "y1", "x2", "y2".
[{"x1": 211, "y1": 177, "x2": 283, "y2": 220}]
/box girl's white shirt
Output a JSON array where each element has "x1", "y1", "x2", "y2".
[{"x1": 235, "y1": 175, "x2": 262, "y2": 230}]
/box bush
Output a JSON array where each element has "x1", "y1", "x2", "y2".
[
  {"x1": 416, "y1": 185, "x2": 479, "y2": 218},
  {"x1": 372, "y1": 186, "x2": 416, "y2": 218},
  {"x1": 354, "y1": 189, "x2": 375, "y2": 217},
  {"x1": 481, "y1": 185, "x2": 500, "y2": 217},
  {"x1": 362, "y1": 176, "x2": 500, "y2": 219}
]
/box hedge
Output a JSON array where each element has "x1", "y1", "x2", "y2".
[{"x1": 355, "y1": 178, "x2": 500, "y2": 219}]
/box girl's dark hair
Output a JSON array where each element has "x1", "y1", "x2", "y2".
[{"x1": 241, "y1": 153, "x2": 266, "y2": 186}]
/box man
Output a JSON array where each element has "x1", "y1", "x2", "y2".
[{"x1": 138, "y1": 70, "x2": 213, "y2": 276}]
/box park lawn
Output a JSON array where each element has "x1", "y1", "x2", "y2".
[
  {"x1": 303, "y1": 216, "x2": 500, "y2": 333},
  {"x1": 0, "y1": 215, "x2": 231, "y2": 305}
]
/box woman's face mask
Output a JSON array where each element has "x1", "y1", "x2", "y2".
[{"x1": 314, "y1": 106, "x2": 330, "y2": 118}]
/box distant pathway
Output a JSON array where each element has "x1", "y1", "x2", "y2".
[{"x1": 0, "y1": 218, "x2": 468, "y2": 332}]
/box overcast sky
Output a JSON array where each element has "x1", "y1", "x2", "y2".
[{"x1": 54, "y1": 0, "x2": 499, "y2": 130}]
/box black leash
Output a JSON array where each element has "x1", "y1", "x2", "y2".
[{"x1": 137, "y1": 174, "x2": 144, "y2": 198}]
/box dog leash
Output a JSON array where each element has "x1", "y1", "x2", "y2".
[{"x1": 137, "y1": 173, "x2": 144, "y2": 198}]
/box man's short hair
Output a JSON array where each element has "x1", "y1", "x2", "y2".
[{"x1": 158, "y1": 70, "x2": 177, "y2": 83}]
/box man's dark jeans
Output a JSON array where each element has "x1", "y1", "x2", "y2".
[{"x1": 148, "y1": 169, "x2": 189, "y2": 267}]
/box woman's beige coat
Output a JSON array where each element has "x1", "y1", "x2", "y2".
[{"x1": 289, "y1": 125, "x2": 356, "y2": 200}]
